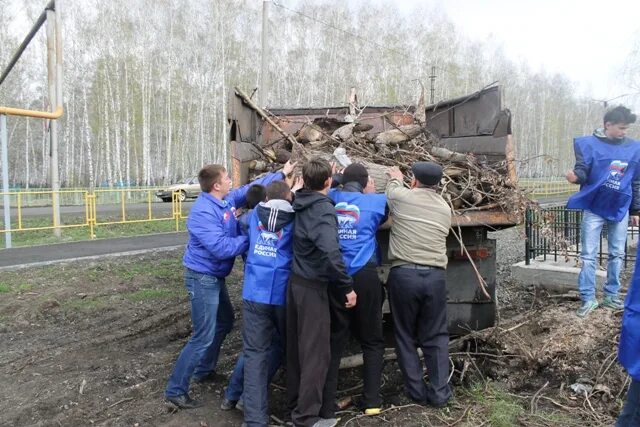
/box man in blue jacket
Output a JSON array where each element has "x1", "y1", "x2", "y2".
[
  {"x1": 618, "y1": 245, "x2": 640, "y2": 426},
  {"x1": 566, "y1": 106, "x2": 640, "y2": 317},
  {"x1": 164, "y1": 161, "x2": 294, "y2": 409},
  {"x1": 320, "y1": 163, "x2": 388, "y2": 418}
]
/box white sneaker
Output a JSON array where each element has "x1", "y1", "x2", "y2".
[{"x1": 311, "y1": 418, "x2": 338, "y2": 427}]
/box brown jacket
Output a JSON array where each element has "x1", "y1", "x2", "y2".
[{"x1": 385, "y1": 178, "x2": 451, "y2": 269}]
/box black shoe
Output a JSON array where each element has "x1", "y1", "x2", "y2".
[
  {"x1": 220, "y1": 397, "x2": 238, "y2": 411},
  {"x1": 165, "y1": 394, "x2": 202, "y2": 409},
  {"x1": 192, "y1": 371, "x2": 226, "y2": 384}
]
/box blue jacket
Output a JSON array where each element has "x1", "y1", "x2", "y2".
[
  {"x1": 567, "y1": 133, "x2": 640, "y2": 221},
  {"x1": 243, "y1": 199, "x2": 295, "y2": 305},
  {"x1": 182, "y1": 172, "x2": 284, "y2": 277},
  {"x1": 328, "y1": 182, "x2": 388, "y2": 275},
  {"x1": 619, "y1": 244, "x2": 640, "y2": 380}
]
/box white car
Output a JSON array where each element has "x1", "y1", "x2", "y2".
[{"x1": 155, "y1": 176, "x2": 201, "y2": 202}]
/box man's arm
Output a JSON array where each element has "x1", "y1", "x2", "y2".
[
  {"x1": 630, "y1": 172, "x2": 640, "y2": 226},
  {"x1": 566, "y1": 141, "x2": 589, "y2": 184},
  {"x1": 307, "y1": 209, "x2": 353, "y2": 294},
  {"x1": 227, "y1": 161, "x2": 296, "y2": 208},
  {"x1": 189, "y1": 211, "x2": 249, "y2": 259}
]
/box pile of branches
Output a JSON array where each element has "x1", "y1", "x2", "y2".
[{"x1": 237, "y1": 87, "x2": 530, "y2": 218}]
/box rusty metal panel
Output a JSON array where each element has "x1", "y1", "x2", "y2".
[
  {"x1": 440, "y1": 135, "x2": 508, "y2": 155},
  {"x1": 425, "y1": 86, "x2": 503, "y2": 138},
  {"x1": 227, "y1": 88, "x2": 257, "y2": 143},
  {"x1": 452, "y1": 210, "x2": 521, "y2": 227}
]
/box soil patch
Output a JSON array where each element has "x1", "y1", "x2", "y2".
[{"x1": 0, "y1": 228, "x2": 631, "y2": 426}]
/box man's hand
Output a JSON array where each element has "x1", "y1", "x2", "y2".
[
  {"x1": 631, "y1": 215, "x2": 639, "y2": 227},
  {"x1": 345, "y1": 290, "x2": 357, "y2": 308},
  {"x1": 291, "y1": 176, "x2": 304, "y2": 192},
  {"x1": 565, "y1": 169, "x2": 579, "y2": 184},
  {"x1": 364, "y1": 176, "x2": 376, "y2": 194},
  {"x1": 283, "y1": 160, "x2": 297, "y2": 176},
  {"x1": 387, "y1": 166, "x2": 403, "y2": 181}
]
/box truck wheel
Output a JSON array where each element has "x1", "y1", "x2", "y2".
[
  {"x1": 178, "y1": 191, "x2": 187, "y2": 202},
  {"x1": 161, "y1": 197, "x2": 171, "y2": 203}
]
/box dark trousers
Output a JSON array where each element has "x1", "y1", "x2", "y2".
[
  {"x1": 618, "y1": 379, "x2": 640, "y2": 427},
  {"x1": 388, "y1": 265, "x2": 451, "y2": 406},
  {"x1": 243, "y1": 300, "x2": 286, "y2": 427},
  {"x1": 320, "y1": 264, "x2": 385, "y2": 417},
  {"x1": 286, "y1": 274, "x2": 331, "y2": 427}
]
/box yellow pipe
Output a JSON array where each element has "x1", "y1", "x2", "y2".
[{"x1": 0, "y1": 105, "x2": 63, "y2": 119}]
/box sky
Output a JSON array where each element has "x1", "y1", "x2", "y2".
[{"x1": 366, "y1": 0, "x2": 640, "y2": 102}]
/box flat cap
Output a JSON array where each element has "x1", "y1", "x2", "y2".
[{"x1": 411, "y1": 161, "x2": 442, "y2": 186}]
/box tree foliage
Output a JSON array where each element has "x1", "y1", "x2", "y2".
[{"x1": 0, "y1": 0, "x2": 633, "y2": 187}]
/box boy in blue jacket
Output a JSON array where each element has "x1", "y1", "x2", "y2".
[
  {"x1": 164, "y1": 161, "x2": 294, "y2": 409},
  {"x1": 566, "y1": 106, "x2": 640, "y2": 317}
]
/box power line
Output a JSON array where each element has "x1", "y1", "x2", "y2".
[{"x1": 270, "y1": 0, "x2": 445, "y2": 74}]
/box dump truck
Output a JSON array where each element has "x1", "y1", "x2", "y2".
[{"x1": 227, "y1": 86, "x2": 519, "y2": 335}]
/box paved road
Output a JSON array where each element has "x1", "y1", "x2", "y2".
[
  {"x1": 0, "y1": 201, "x2": 194, "y2": 218},
  {"x1": 0, "y1": 232, "x2": 188, "y2": 271}
]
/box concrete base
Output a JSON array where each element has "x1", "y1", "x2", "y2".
[{"x1": 512, "y1": 257, "x2": 606, "y2": 293}]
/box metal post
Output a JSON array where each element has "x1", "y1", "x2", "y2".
[
  {"x1": 1, "y1": 114, "x2": 11, "y2": 248},
  {"x1": 47, "y1": 8, "x2": 61, "y2": 238},
  {"x1": 429, "y1": 65, "x2": 436, "y2": 104},
  {"x1": 260, "y1": 0, "x2": 269, "y2": 107}
]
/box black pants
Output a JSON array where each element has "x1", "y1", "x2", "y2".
[
  {"x1": 286, "y1": 274, "x2": 330, "y2": 427},
  {"x1": 388, "y1": 265, "x2": 451, "y2": 406},
  {"x1": 320, "y1": 264, "x2": 385, "y2": 417}
]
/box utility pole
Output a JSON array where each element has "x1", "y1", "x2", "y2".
[
  {"x1": 429, "y1": 65, "x2": 436, "y2": 104},
  {"x1": 260, "y1": 0, "x2": 269, "y2": 107},
  {"x1": 1, "y1": 114, "x2": 10, "y2": 248},
  {"x1": 46, "y1": 4, "x2": 61, "y2": 238}
]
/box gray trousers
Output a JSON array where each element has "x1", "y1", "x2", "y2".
[{"x1": 388, "y1": 265, "x2": 451, "y2": 406}]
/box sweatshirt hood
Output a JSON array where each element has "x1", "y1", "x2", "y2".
[
  {"x1": 256, "y1": 199, "x2": 294, "y2": 232},
  {"x1": 292, "y1": 189, "x2": 329, "y2": 212},
  {"x1": 594, "y1": 127, "x2": 625, "y2": 143}
]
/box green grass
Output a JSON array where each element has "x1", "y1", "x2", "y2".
[
  {"x1": 0, "y1": 283, "x2": 11, "y2": 293},
  {"x1": 16, "y1": 284, "x2": 33, "y2": 292},
  {"x1": 116, "y1": 259, "x2": 182, "y2": 281},
  {"x1": 124, "y1": 288, "x2": 182, "y2": 301},
  {"x1": 0, "y1": 215, "x2": 186, "y2": 248},
  {"x1": 463, "y1": 382, "x2": 582, "y2": 427},
  {"x1": 62, "y1": 297, "x2": 106, "y2": 311}
]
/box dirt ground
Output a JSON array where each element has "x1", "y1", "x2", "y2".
[{"x1": 0, "y1": 228, "x2": 632, "y2": 426}]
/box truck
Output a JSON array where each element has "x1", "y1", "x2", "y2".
[{"x1": 227, "y1": 86, "x2": 520, "y2": 335}]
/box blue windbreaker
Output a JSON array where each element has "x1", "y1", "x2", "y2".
[
  {"x1": 242, "y1": 199, "x2": 295, "y2": 305},
  {"x1": 619, "y1": 243, "x2": 640, "y2": 380},
  {"x1": 567, "y1": 135, "x2": 640, "y2": 221},
  {"x1": 182, "y1": 172, "x2": 284, "y2": 277},
  {"x1": 328, "y1": 185, "x2": 387, "y2": 276}
]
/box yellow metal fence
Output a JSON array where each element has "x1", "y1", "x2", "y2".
[
  {"x1": 518, "y1": 179, "x2": 578, "y2": 197},
  {"x1": 0, "y1": 188, "x2": 188, "y2": 239}
]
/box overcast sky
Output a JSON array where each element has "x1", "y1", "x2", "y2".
[{"x1": 360, "y1": 0, "x2": 640, "y2": 101}]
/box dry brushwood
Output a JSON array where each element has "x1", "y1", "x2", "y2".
[{"x1": 235, "y1": 85, "x2": 531, "y2": 218}]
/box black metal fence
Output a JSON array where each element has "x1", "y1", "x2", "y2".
[{"x1": 525, "y1": 205, "x2": 638, "y2": 267}]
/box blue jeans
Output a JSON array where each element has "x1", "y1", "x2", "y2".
[
  {"x1": 617, "y1": 379, "x2": 640, "y2": 426},
  {"x1": 241, "y1": 299, "x2": 286, "y2": 426},
  {"x1": 578, "y1": 210, "x2": 628, "y2": 302},
  {"x1": 165, "y1": 268, "x2": 234, "y2": 397},
  {"x1": 224, "y1": 341, "x2": 283, "y2": 403}
]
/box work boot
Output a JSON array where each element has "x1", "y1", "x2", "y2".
[
  {"x1": 220, "y1": 397, "x2": 237, "y2": 411},
  {"x1": 576, "y1": 300, "x2": 599, "y2": 317},
  {"x1": 165, "y1": 394, "x2": 202, "y2": 409},
  {"x1": 311, "y1": 418, "x2": 338, "y2": 427},
  {"x1": 602, "y1": 295, "x2": 625, "y2": 310}
]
